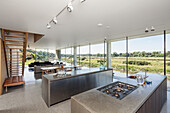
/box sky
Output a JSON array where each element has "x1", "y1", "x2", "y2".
[{"x1": 61, "y1": 34, "x2": 170, "y2": 54}]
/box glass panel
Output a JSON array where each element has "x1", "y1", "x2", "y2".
[
  {"x1": 129, "y1": 35, "x2": 164, "y2": 75},
  {"x1": 77, "y1": 46, "x2": 80, "y2": 65},
  {"x1": 48, "y1": 49, "x2": 56, "y2": 62},
  {"x1": 35, "y1": 49, "x2": 48, "y2": 62},
  {"x1": 167, "y1": 33, "x2": 170, "y2": 81},
  {"x1": 111, "y1": 40, "x2": 126, "y2": 77},
  {"x1": 61, "y1": 49, "x2": 66, "y2": 62},
  {"x1": 80, "y1": 45, "x2": 89, "y2": 68},
  {"x1": 91, "y1": 43, "x2": 106, "y2": 68},
  {"x1": 25, "y1": 49, "x2": 36, "y2": 65},
  {"x1": 65, "y1": 48, "x2": 71, "y2": 65}
]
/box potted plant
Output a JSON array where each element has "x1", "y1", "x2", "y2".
[{"x1": 97, "y1": 60, "x2": 105, "y2": 70}]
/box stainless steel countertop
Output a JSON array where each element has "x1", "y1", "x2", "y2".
[
  {"x1": 71, "y1": 73, "x2": 166, "y2": 113},
  {"x1": 43, "y1": 68, "x2": 112, "y2": 81}
]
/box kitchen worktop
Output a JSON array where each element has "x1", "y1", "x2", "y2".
[
  {"x1": 42, "y1": 68, "x2": 113, "y2": 107},
  {"x1": 71, "y1": 73, "x2": 167, "y2": 113},
  {"x1": 43, "y1": 68, "x2": 112, "y2": 81}
]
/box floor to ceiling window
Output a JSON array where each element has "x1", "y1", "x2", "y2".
[
  {"x1": 91, "y1": 43, "x2": 105, "y2": 68},
  {"x1": 79, "y1": 45, "x2": 89, "y2": 68},
  {"x1": 65, "y1": 47, "x2": 73, "y2": 65},
  {"x1": 25, "y1": 49, "x2": 36, "y2": 65},
  {"x1": 37, "y1": 49, "x2": 48, "y2": 61},
  {"x1": 128, "y1": 34, "x2": 164, "y2": 75},
  {"x1": 167, "y1": 33, "x2": 170, "y2": 80},
  {"x1": 48, "y1": 49, "x2": 56, "y2": 62},
  {"x1": 65, "y1": 48, "x2": 71, "y2": 64},
  {"x1": 25, "y1": 48, "x2": 56, "y2": 65},
  {"x1": 61, "y1": 49, "x2": 66, "y2": 62},
  {"x1": 111, "y1": 40, "x2": 126, "y2": 77},
  {"x1": 77, "y1": 46, "x2": 80, "y2": 66}
]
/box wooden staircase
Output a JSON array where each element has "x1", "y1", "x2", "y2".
[{"x1": 2, "y1": 29, "x2": 27, "y2": 92}]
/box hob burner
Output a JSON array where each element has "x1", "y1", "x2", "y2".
[{"x1": 97, "y1": 81, "x2": 138, "y2": 100}]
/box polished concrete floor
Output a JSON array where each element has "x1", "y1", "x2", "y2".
[
  {"x1": 0, "y1": 67, "x2": 71, "y2": 113},
  {"x1": 0, "y1": 67, "x2": 169, "y2": 113}
]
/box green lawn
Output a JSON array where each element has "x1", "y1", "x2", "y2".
[{"x1": 40, "y1": 56, "x2": 170, "y2": 79}]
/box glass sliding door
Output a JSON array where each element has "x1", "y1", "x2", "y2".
[
  {"x1": 128, "y1": 34, "x2": 164, "y2": 75},
  {"x1": 111, "y1": 40, "x2": 126, "y2": 77}
]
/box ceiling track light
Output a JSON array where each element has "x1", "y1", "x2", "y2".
[
  {"x1": 53, "y1": 17, "x2": 57, "y2": 24},
  {"x1": 151, "y1": 26, "x2": 155, "y2": 31},
  {"x1": 46, "y1": 0, "x2": 86, "y2": 29},
  {"x1": 67, "y1": 3, "x2": 73, "y2": 12},
  {"x1": 47, "y1": 23, "x2": 51, "y2": 29},
  {"x1": 145, "y1": 28, "x2": 149, "y2": 33},
  {"x1": 80, "y1": 0, "x2": 86, "y2": 3}
]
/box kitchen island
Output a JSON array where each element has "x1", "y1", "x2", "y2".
[
  {"x1": 71, "y1": 73, "x2": 167, "y2": 113},
  {"x1": 42, "y1": 68, "x2": 113, "y2": 107}
]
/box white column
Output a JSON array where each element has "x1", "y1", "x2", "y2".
[
  {"x1": 56, "y1": 50, "x2": 61, "y2": 61},
  {"x1": 107, "y1": 40, "x2": 111, "y2": 69},
  {"x1": 73, "y1": 46, "x2": 77, "y2": 66}
]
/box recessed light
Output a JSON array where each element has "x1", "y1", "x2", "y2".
[
  {"x1": 97, "y1": 23, "x2": 103, "y2": 27},
  {"x1": 106, "y1": 26, "x2": 110, "y2": 29}
]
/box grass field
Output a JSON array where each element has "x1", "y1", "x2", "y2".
[
  {"x1": 63, "y1": 56, "x2": 170, "y2": 79},
  {"x1": 111, "y1": 57, "x2": 170, "y2": 75},
  {"x1": 28, "y1": 56, "x2": 170, "y2": 80}
]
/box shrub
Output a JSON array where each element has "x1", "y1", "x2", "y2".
[
  {"x1": 81, "y1": 57, "x2": 86, "y2": 60},
  {"x1": 167, "y1": 62, "x2": 170, "y2": 66},
  {"x1": 123, "y1": 61, "x2": 151, "y2": 66}
]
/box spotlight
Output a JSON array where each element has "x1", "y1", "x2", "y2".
[
  {"x1": 151, "y1": 26, "x2": 155, "y2": 31},
  {"x1": 145, "y1": 28, "x2": 149, "y2": 33},
  {"x1": 67, "y1": 3, "x2": 73, "y2": 12},
  {"x1": 53, "y1": 17, "x2": 57, "y2": 24},
  {"x1": 80, "y1": 0, "x2": 86, "y2": 3},
  {"x1": 47, "y1": 23, "x2": 51, "y2": 29}
]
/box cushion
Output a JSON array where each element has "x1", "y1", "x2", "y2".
[{"x1": 4, "y1": 76, "x2": 25, "y2": 87}]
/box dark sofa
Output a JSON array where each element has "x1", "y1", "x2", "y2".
[{"x1": 28, "y1": 61, "x2": 54, "y2": 67}]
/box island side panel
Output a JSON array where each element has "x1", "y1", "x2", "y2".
[
  {"x1": 42, "y1": 76, "x2": 50, "y2": 107},
  {"x1": 71, "y1": 98, "x2": 91, "y2": 113},
  {"x1": 136, "y1": 78, "x2": 167, "y2": 113},
  {"x1": 50, "y1": 69, "x2": 113, "y2": 106}
]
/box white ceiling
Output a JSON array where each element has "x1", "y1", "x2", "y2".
[{"x1": 0, "y1": 0, "x2": 170, "y2": 49}]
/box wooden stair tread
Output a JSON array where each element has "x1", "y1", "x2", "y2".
[
  {"x1": 6, "y1": 43, "x2": 24, "y2": 46},
  {"x1": 4, "y1": 35, "x2": 25, "y2": 38},
  {"x1": 6, "y1": 48, "x2": 24, "y2": 49},
  {"x1": 5, "y1": 39, "x2": 24, "y2": 42},
  {"x1": 4, "y1": 76, "x2": 25, "y2": 87},
  {"x1": 4, "y1": 29, "x2": 26, "y2": 34},
  {"x1": 2, "y1": 29, "x2": 28, "y2": 78}
]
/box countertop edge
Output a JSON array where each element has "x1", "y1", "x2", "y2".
[
  {"x1": 43, "y1": 68, "x2": 113, "y2": 81},
  {"x1": 71, "y1": 74, "x2": 167, "y2": 113}
]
